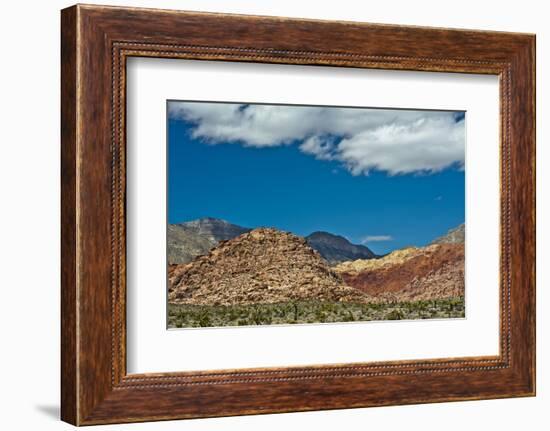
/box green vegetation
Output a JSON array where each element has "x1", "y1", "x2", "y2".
[{"x1": 168, "y1": 297, "x2": 465, "y2": 328}]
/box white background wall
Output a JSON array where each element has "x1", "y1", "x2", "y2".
[{"x1": 0, "y1": 0, "x2": 546, "y2": 429}]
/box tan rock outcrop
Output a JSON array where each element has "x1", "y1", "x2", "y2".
[{"x1": 168, "y1": 228, "x2": 372, "y2": 305}]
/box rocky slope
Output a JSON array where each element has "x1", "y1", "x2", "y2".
[
  {"x1": 334, "y1": 243, "x2": 464, "y2": 301},
  {"x1": 305, "y1": 231, "x2": 376, "y2": 264},
  {"x1": 431, "y1": 223, "x2": 465, "y2": 245},
  {"x1": 168, "y1": 217, "x2": 377, "y2": 265},
  {"x1": 168, "y1": 228, "x2": 372, "y2": 306}
]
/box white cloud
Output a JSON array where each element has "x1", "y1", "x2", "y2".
[
  {"x1": 361, "y1": 235, "x2": 393, "y2": 243},
  {"x1": 299, "y1": 135, "x2": 337, "y2": 160},
  {"x1": 168, "y1": 102, "x2": 465, "y2": 175}
]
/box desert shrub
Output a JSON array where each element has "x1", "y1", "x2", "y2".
[
  {"x1": 197, "y1": 311, "x2": 211, "y2": 327},
  {"x1": 386, "y1": 309, "x2": 405, "y2": 320},
  {"x1": 167, "y1": 297, "x2": 465, "y2": 328}
]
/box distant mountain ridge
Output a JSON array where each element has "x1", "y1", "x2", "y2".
[
  {"x1": 431, "y1": 223, "x2": 465, "y2": 245},
  {"x1": 176, "y1": 217, "x2": 250, "y2": 241},
  {"x1": 305, "y1": 231, "x2": 376, "y2": 265},
  {"x1": 167, "y1": 217, "x2": 376, "y2": 265},
  {"x1": 167, "y1": 218, "x2": 250, "y2": 265}
]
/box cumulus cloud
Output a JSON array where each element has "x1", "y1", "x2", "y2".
[
  {"x1": 361, "y1": 235, "x2": 393, "y2": 243},
  {"x1": 168, "y1": 101, "x2": 465, "y2": 175},
  {"x1": 299, "y1": 135, "x2": 337, "y2": 160}
]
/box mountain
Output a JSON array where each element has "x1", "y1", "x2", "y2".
[
  {"x1": 431, "y1": 223, "x2": 465, "y2": 245},
  {"x1": 168, "y1": 228, "x2": 371, "y2": 306},
  {"x1": 333, "y1": 224, "x2": 466, "y2": 301},
  {"x1": 334, "y1": 243, "x2": 464, "y2": 301},
  {"x1": 168, "y1": 218, "x2": 250, "y2": 264},
  {"x1": 305, "y1": 231, "x2": 376, "y2": 265},
  {"x1": 168, "y1": 217, "x2": 377, "y2": 265}
]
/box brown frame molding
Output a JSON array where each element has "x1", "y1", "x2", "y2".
[{"x1": 61, "y1": 4, "x2": 535, "y2": 425}]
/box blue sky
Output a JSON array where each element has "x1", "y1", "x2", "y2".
[{"x1": 167, "y1": 101, "x2": 465, "y2": 254}]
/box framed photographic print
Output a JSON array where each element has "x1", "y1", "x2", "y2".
[{"x1": 61, "y1": 4, "x2": 536, "y2": 425}]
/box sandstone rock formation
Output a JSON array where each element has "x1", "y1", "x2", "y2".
[
  {"x1": 168, "y1": 228, "x2": 372, "y2": 305},
  {"x1": 334, "y1": 243, "x2": 464, "y2": 302}
]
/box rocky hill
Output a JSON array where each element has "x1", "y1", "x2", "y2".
[
  {"x1": 168, "y1": 228, "x2": 371, "y2": 306},
  {"x1": 305, "y1": 231, "x2": 376, "y2": 265},
  {"x1": 431, "y1": 223, "x2": 465, "y2": 245},
  {"x1": 334, "y1": 243, "x2": 464, "y2": 301},
  {"x1": 168, "y1": 217, "x2": 377, "y2": 265}
]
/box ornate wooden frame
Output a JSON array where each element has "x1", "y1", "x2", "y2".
[{"x1": 61, "y1": 4, "x2": 536, "y2": 425}]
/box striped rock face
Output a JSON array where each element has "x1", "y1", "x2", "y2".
[{"x1": 334, "y1": 243, "x2": 464, "y2": 302}]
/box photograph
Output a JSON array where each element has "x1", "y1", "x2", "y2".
[
  {"x1": 50, "y1": 2, "x2": 536, "y2": 426},
  {"x1": 166, "y1": 101, "x2": 466, "y2": 328}
]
